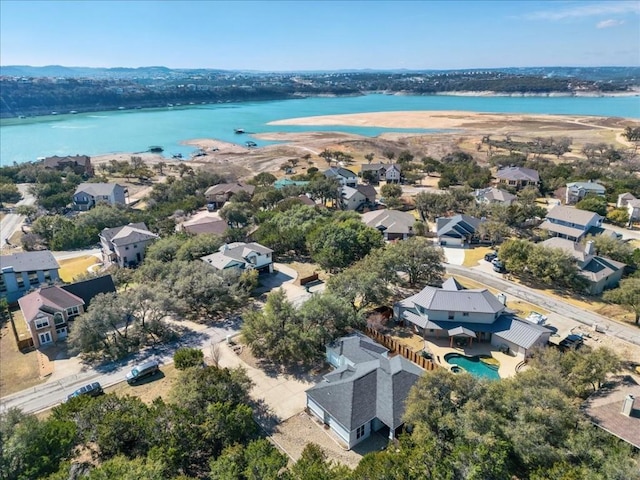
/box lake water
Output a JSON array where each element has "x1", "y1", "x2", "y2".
[{"x1": 1, "y1": 93, "x2": 638, "y2": 165}]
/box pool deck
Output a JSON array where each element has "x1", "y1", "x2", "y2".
[{"x1": 389, "y1": 331, "x2": 522, "y2": 378}]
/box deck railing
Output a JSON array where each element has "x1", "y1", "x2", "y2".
[{"x1": 364, "y1": 327, "x2": 438, "y2": 371}]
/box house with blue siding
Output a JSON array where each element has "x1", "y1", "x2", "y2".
[
  {"x1": 1, "y1": 251, "x2": 60, "y2": 303},
  {"x1": 306, "y1": 332, "x2": 423, "y2": 449}
]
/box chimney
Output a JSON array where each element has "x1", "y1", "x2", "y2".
[
  {"x1": 497, "y1": 293, "x2": 507, "y2": 305},
  {"x1": 585, "y1": 240, "x2": 595, "y2": 256},
  {"x1": 622, "y1": 395, "x2": 635, "y2": 416}
]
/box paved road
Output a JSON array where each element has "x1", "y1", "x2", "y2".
[
  {"x1": 0, "y1": 321, "x2": 239, "y2": 414},
  {"x1": 51, "y1": 247, "x2": 102, "y2": 261},
  {"x1": 0, "y1": 185, "x2": 35, "y2": 247},
  {"x1": 445, "y1": 264, "x2": 640, "y2": 347},
  {"x1": 0, "y1": 263, "x2": 322, "y2": 414}
]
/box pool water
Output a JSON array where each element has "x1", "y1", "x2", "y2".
[{"x1": 444, "y1": 353, "x2": 501, "y2": 380}]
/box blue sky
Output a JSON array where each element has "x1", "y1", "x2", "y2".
[{"x1": 1, "y1": 1, "x2": 638, "y2": 70}]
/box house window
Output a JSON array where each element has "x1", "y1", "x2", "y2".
[
  {"x1": 17, "y1": 275, "x2": 24, "y2": 289},
  {"x1": 0, "y1": 275, "x2": 5, "y2": 293},
  {"x1": 448, "y1": 312, "x2": 454, "y2": 320},
  {"x1": 35, "y1": 318, "x2": 50, "y2": 329},
  {"x1": 66, "y1": 306, "x2": 80, "y2": 317},
  {"x1": 54, "y1": 312, "x2": 65, "y2": 325},
  {"x1": 356, "y1": 425, "x2": 366, "y2": 439},
  {"x1": 462, "y1": 312, "x2": 469, "y2": 317},
  {"x1": 28, "y1": 270, "x2": 39, "y2": 284},
  {"x1": 43, "y1": 270, "x2": 52, "y2": 282}
]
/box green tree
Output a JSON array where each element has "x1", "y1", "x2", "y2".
[
  {"x1": 242, "y1": 439, "x2": 288, "y2": 480},
  {"x1": 286, "y1": 443, "x2": 352, "y2": 480},
  {"x1": 587, "y1": 234, "x2": 635, "y2": 264},
  {"x1": 575, "y1": 196, "x2": 607, "y2": 216},
  {"x1": 603, "y1": 277, "x2": 640, "y2": 324},
  {"x1": 174, "y1": 347, "x2": 205, "y2": 369},
  {"x1": 606, "y1": 208, "x2": 630, "y2": 227},
  {"x1": 326, "y1": 255, "x2": 390, "y2": 312},
  {"x1": 380, "y1": 237, "x2": 445, "y2": 287},
  {"x1": 0, "y1": 182, "x2": 22, "y2": 205},
  {"x1": 477, "y1": 220, "x2": 511, "y2": 246},
  {"x1": 380, "y1": 183, "x2": 402, "y2": 200}
]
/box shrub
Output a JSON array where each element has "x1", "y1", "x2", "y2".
[{"x1": 173, "y1": 347, "x2": 204, "y2": 370}]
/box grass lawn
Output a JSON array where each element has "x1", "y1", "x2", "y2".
[
  {"x1": 58, "y1": 255, "x2": 100, "y2": 282},
  {"x1": 462, "y1": 246, "x2": 495, "y2": 267},
  {"x1": 104, "y1": 363, "x2": 179, "y2": 403},
  {"x1": 0, "y1": 309, "x2": 43, "y2": 396}
]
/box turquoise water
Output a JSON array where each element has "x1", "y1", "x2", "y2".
[
  {"x1": 444, "y1": 353, "x2": 501, "y2": 380},
  {"x1": 1, "y1": 93, "x2": 638, "y2": 165}
]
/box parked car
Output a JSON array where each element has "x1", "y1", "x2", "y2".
[
  {"x1": 559, "y1": 334, "x2": 584, "y2": 350},
  {"x1": 67, "y1": 382, "x2": 103, "y2": 401},
  {"x1": 126, "y1": 360, "x2": 160, "y2": 385},
  {"x1": 484, "y1": 251, "x2": 498, "y2": 262},
  {"x1": 492, "y1": 258, "x2": 506, "y2": 273}
]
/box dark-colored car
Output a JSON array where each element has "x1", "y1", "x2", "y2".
[
  {"x1": 126, "y1": 360, "x2": 160, "y2": 385},
  {"x1": 484, "y1": 252, "x2": 498, "y2": 262},
  {"x1": 67, "y1": 382, "x2": 103, "y2": 401},
  {"x1": 492, "y1": 258, "x2": 506, "y2": 273},
  {"x1": 559, "y1": 334, "x2": 584, "y2": 350}
]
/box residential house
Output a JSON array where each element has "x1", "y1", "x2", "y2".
[
  {"x1": 565, "y1": 181, "x2": 606, "y2": 205},
  {"x1": 436, "y1": 214, "x2": 482, "y2": 246},
  {"x1": 201, "y1": 242, "x2": 273, "y2": 273},
  {"x1": 306, "y1": 332, "x2": 423, "y2": 449},
  {"x1": 540, "y1": 237, "x2": 625, "y2": 294},
  {"x1": 179, "y1": 214, "x2": 228, "y2": 236},
  {"x1": 73, "y1": 183, "x2": 126, "y2": 211},
  {"x1": 324, "y1": 167, "x2": 358, "y2": 187},
  {"x1": 361, "y1": 209, "x2": 416, "y2": 241},
  {"x1": 617, "y1": 193, "x2": 640, "y2": 222},
  {"x1": 340, "y1": 184, "x2": 376, "y2": 211},
  {"x1": 473, "y1": 187, "x2": 516, "y2": 206},
  {"x1": 1, "y1": 251, "x2": 60, "y2": 303},
  {"x1": 42, "y1": 155, "x2": 93, "y2": 176},
  {"x1": 539, "y1": 206, "x2": 604, "y2": 242},
  {"x1": 394, "y1": 278, "x2": 552, "y2": 358},
  {"x1": 100, "y1": 223, "x2": 158, "y2": 268},
  {"x1": 360, "y1": 163, "x2": 402, "y2": 183},
  {"x1": 204, "y1": 183, "x2": 256, "y2": 208},
  {"x1": 18, "y1": 276, "x2": 116, "y2": 348},
  {"x1": 495, "y1": 166, "x2": 539, "y2": 190}
]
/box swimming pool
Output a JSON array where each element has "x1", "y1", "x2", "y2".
[{"x1": 444, "y1": 353, "x2": 501, "y2": 380}]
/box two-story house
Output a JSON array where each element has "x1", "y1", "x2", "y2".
[
  {"x1": 99, "y1": 223, "x2": 158, "y2": 268},
  {"x1": 617, "y1": 193, "x2": 640, "y2": 222},
  {"x1": 201, "y1": 242, "x2": 273, "y2": 273},
  {"x1": 18, "y1": 276, "x2": 116, "y2": 348},
  {"x1": 204, "y1": 183, "x2": 256, "y2": 209},
  {"x1": 340, "y1": 185, "x2": 376, "y2": 211},
  {"x1": 394, "y1": 277, "x2": 551, "y2": 358},
  {"x1": 360, "y1": 209, "x2": 416, "y2": 241},
  {"x1": 540, "y1": 238, "x2": 625, "y2": 294},
  {"x1": 1, "y1": 251, "x2": 60, "y2": 303},
  {"x1": 539, "y1": 206, "x2": 604, "y2": 242},
  {"x1": 495, "y1": 166, "x2": 539, "y2": 190},
  {"x1": 360, "y1": 163, "x2": 402, "y2": 184},
  {"x1": 73, "y1": 183, "x2": 126, "y2": 211},
  {"x1": 306, "y1": 332, "x2": 423, "y2": 449},
  {"x1": 42, "y1": 155, "x2": 94, "y2": 176},
  {"x1": 565, "y1": 181, "x2": 606, "y2": 205},
  {"x1": 324, "y1": 167, "x2": 358, "y2": 187}
]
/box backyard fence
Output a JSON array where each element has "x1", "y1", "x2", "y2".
[{"x1": 364, "y1": 327, "x2": 438, "y2": 371}]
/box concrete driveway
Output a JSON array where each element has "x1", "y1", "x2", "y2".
[
  {"x1": 255, "y1": 263, "x2": 325, "y2": 306},
  {"x1": 441, "y1": 246, "x2": 465, "y2": 266}
]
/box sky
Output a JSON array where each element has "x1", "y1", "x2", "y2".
[{"x1": 1, "y1": 0, "x2": 639, "y2": 71}]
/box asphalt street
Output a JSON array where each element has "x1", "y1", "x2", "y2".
[{"x1": 0, "y1": 184, "x2": 35, "y2": 247}]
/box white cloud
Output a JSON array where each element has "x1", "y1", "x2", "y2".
[
  {"x1": 523, "y1": 1, "x2": 639, "y2": 21},
  {"x1": 596, "y1": 19, "x2": 625, "y2": 28}
]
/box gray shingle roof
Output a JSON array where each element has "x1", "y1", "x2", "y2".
[
  {"x1": 327, "y1": 333, "x2": 388, "y2": 365},
  {"x1": 436, "y1": 215, "x2": 481, "y2": 238},
  {"x1": 361, "y1": 209, "x2": 415, "y2": 236},
  {"x1": 1, "y1": 251, "x2": 59, "y2": 273},
  {"x1": 307, "y1": 340, "x2": 422, "y2": 432},
  {"x1": 567, "y1": 181, "x2": 606, "y2": 193},
  {"x1": 495, "y1": 166, "x2": 539, "y2": 182},
  {"x1": 324, "y1": 167, "x2": 357, "y2": 179},
  {"x1": 201, "y1": 242, "x2": 272, "y2": 270},
  {"x1": 545, "y1": 205, "x2": 603, "y2": 226},
  {"x1": 475, "y1": 187, "x2": 516, "y2": 203},
  {"x1": 580, "y1": 256, "x2": 625, "y2": 282},
  {"x1": 408, "y1": 285, "x2": 505, "y2": 314},
  {"x1": 74, "y1": 182, "x2": 122, "y2": 197},
  {"x1": 100, "y1": 223, "x2": 158, "y2": 246},
  {"x1": 204, "y1": 183, "x2": 255, "y2": 197},
  {"x1": 539, "y1": 220, "x2": 588, "y2": 239}
]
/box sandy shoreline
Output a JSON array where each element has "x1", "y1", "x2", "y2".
[{"x1": 268, "y1": 110, "x2": 640, "y2": 130}]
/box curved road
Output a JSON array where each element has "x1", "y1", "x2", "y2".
[
  {"x1": 0, "y1": 184, "x2": 35, "y2": 247},
  {"x1": 446, "y1": 264, "x2": 640, "y2": 347}
]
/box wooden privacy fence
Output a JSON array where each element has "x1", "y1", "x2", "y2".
[{"x1": 364, "y1": 327, "x2": 438, "y2": 371}]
